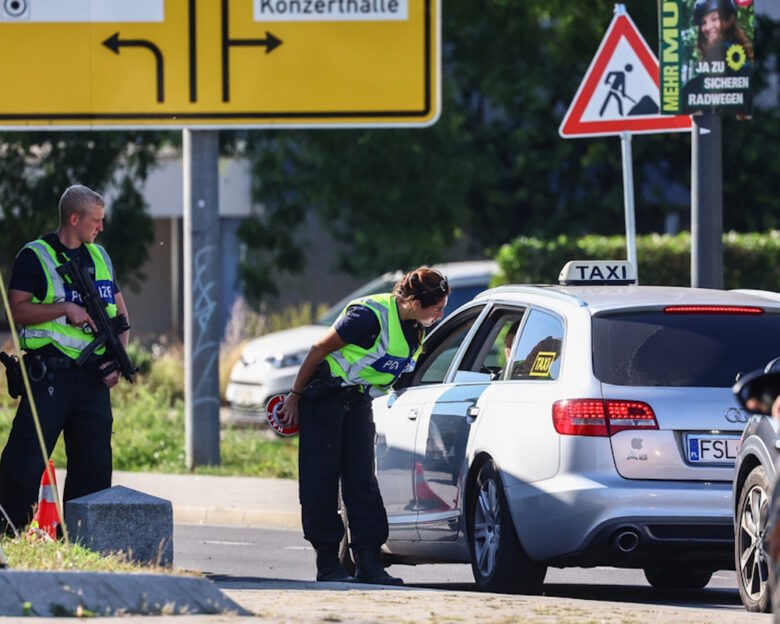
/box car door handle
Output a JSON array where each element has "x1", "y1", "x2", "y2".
[
  {"x1": 408, "y1": 408, "x2": 419, "y2": 421},
  {"x1": 466, "y1": 405, "x2": 480, "y2": 423}
]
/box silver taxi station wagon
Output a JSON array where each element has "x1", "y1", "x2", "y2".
[{"x1": 366, "y1": 261, "x2": 780, "y2": 594}]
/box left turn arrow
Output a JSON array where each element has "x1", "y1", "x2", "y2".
[{"x1": 102, "y1": 32, "x2": 165, "y2": 103}]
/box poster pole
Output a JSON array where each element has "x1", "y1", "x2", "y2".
[{"x1": 691, "y1": 112, "x2": 723, "y2": 289}]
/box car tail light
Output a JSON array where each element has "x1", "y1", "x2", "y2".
[
  {"x1": 553, "y1": 399, "x2": 658, "y2": 437},
  {"x1": 604, "y1": 400, "x2": 658, "y2": 434},
  {"x1": 664, "y1": 305, "x2": 764, "y2": 315}
]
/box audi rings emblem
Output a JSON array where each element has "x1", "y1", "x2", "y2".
[{"x1": 725, "y1": 408, "x2": 751, "y2": 424}]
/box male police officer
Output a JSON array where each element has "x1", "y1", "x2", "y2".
[{"x1": 0, "y1": 185, "x2": 129, "y2": 535}]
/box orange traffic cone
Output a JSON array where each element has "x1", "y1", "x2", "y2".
[
  {"x1": 413, "y1": 461, "x2": 451, "y2": 512},
  {"x1": 28, "y1": 460, "x2": 61, "y2": 540}
]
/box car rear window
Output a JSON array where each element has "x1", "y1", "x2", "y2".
[{"x1": 593, "y1": 310, "x2": 780, "y2": 387}]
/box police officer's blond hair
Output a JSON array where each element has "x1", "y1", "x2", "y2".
[{"x1": 58, "y1": 185, "x2": 105, "y2": 226}]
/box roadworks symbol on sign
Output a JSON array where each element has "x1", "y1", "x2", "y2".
[{"x1": 559, "y1": 9, "x2": 691, "y2": 138}]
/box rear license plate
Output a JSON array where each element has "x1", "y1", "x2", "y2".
[{"x1": 686, "y1": 435, "x2": 740, "y2": 464}]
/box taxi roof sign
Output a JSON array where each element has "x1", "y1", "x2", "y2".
[{"x1": 559, "y1": 261, "x2": 637, "y2": 286}]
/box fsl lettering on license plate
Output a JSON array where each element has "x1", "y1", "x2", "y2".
[{"x1": 687, "y1": 436, "x2": 740, "y2": 463}]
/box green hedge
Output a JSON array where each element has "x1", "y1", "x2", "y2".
[{"x1": 494, "y1": 231, "x2": 780, "y2": 290}]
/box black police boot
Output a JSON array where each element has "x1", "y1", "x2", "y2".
[
  {"x1": 354, "y1": 548, "x2": 404, "y2": 586},
  {"x1": 315, "y1": 546, "x2": 356, "y2": 583}
]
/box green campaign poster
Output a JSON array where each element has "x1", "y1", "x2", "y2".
[{"x1": 659, "y1": 0, "x2": 754, "y2": 114}]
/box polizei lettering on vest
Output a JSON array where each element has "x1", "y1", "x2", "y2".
[
  {"x1": 257, "y1": 0, "x2": 404, "y2": 21},
  {"x1": 661, "y1": 1, "x2": 680, "y2": 113}
]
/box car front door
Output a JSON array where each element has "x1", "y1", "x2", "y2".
[
  {"x1": 374, "y1": 304, "x2": 487, "y2": 542},
  {"x1": 414, "y1": 306, "x2": 527, "y2": 541}
]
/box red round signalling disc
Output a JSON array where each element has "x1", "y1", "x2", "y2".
[{"x1": 265, "y1": 393, "x2": 299, "y2": 437}]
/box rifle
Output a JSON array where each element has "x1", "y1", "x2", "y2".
[{"x1": 56, "y1": 259, "x2": 136, "y2": 383}]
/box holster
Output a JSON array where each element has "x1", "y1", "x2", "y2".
[
  {"x1": 302, "y1": 362, "x2": 369, "y2": 405},
  {"x1": 0, "y1": 351, "x2": 25, "y2": 399},
  {"x1": 302, "y1": 362, "x2": 348, "y2": 401}
]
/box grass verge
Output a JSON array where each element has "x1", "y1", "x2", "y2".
[{"x1": 0, "y1": 533, "x2": 173, "y2": 573}]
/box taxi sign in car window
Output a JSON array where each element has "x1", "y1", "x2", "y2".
[
  {"x1": 559, "y1": 261, "x2": 637, "y2": 286},
  {"x1": 529, "y1": 352, "x2": 557, "y2": 377}
]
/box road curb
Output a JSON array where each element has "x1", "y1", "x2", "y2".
[{"x1": 0, "y1": 570, "x2": 251, "y2": 617}]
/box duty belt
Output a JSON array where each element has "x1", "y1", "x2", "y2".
[{"x1": 25, "y1": 354, "x2": 101, "y2": 381}]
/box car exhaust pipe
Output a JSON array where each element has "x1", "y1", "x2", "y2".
[{"x1": 613, "y1": 529, "x2": 640, "y2": 553}]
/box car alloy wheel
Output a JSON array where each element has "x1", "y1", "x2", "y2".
[
  {"x1": 467, "y1": 460, "x2": 546, "y2": 594},
  {"x1": 736, "y1": 466, "x2": 772, "y2": 612},
  {"x1": 473, "y1": 475, "x2": 500, "y2": 577}
]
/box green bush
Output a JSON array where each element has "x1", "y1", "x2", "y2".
[
  {"x1": 494, "y1": 231, "x2": 780, "y2": 290},
  {"x1": 125, "y1": 341, "x2": 153, "y2": 376},
  {"x1": 144, "y1": 348, "x2": 185, "y2": 404}
]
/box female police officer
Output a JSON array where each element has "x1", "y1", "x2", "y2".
[{"x1": 277, "y1": 266, "x2": 450, "y2": 584}]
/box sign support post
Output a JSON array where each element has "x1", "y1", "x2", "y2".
[
  {"x1": 559, "y1": 4, "x2": 691, "y2": 279},
  {"x1": 620, "y1": 132, "x2": 638, "y2": 275},
  {"x1": 691, "y1": 112, "x2": 723, "y2": 289},
  {"x1": 183, "y1": 129, "x2": 221, "y2": 468}
]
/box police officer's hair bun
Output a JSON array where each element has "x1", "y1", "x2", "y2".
[{"x1": 394, "y1": 266, "x2": 450, "y2": 308}]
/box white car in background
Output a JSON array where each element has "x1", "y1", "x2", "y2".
[{"x1": 225, "y1": 261, "x2": 498, "y2": 422}]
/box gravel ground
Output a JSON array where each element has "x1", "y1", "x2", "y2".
[{"x1": 220, "y1": 581, "x2": 773, "y2": 624}]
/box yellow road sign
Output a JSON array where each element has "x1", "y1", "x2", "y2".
[{"x1": 0, "y1": 0, "x2": 439, "y2": 128}]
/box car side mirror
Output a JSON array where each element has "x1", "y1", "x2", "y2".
[{"x1": 734, "y1": 371, "x2": 780, "y2": 415}]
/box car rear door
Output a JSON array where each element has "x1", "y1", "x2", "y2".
[
  {"x1": 471, "y1": 306, "x2": 567, "y2": 486},
  {"x1": 592, "y1": 307, "x2": 780, "y2": 481}
]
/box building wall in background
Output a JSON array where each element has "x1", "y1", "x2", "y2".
[{"x1": 122, "y1": 154, "x2": 363, "y2": 340}]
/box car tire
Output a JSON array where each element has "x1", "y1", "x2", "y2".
[
  {"x1": 643, "y1": 566, "x2": 713, "y2": 591},
  {"x1": 735, "y1": 465, "x2": 772, "y2": 612},
  {"x1": 467, "y1": 460, "x2": 546, "y2": 594}
]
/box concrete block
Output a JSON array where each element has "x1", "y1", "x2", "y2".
[{"x1": 65, "y1": 485, "x2": 173, "y2": 567}]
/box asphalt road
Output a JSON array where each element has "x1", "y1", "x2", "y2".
[{"x1": 174, "y1": 523, "x2": 749, "y2": 614}]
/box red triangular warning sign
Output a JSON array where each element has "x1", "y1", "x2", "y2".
[{"x1": 559, "y1": 9, "x2": 691, "y2": 138}]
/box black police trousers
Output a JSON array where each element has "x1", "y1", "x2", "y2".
[
  {"x1": 298, "y1": 387, "x2": 389, "y2": 552},
  {"x1": 0, "y1": 361, "x2": 112, "y2": 535}
]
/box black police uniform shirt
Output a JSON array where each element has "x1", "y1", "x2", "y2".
[
  {"x1": 8, "y1": 232, "x2": 120, "y2": 358},
  {"x1": 334, "y1": 302, "x2": 421, "y2": 360}
]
